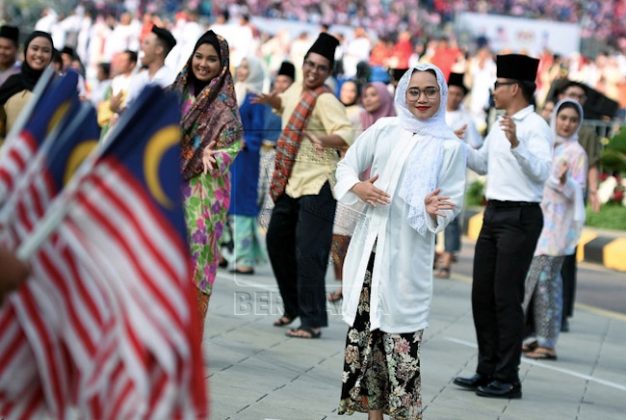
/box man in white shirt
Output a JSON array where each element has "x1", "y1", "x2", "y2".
[
  {"x1": 165, "y1": 10, "x2": 205, "y2": 74},
  {"x1": 227, "y1": 14, "x2": 254, "y2": 68},
  {"x1": 0, "y1": 25, "x2": 20, "y2": 87},
  {"x1": 111, "y1": 50, "x2": 138, "y2": 100},
  {"x1": 34, "y1": 7, "x2": 57, "y2": 33},
  {"x1": 453, "y1": 54, "x2": 552, "y2": 399},
  {"x1": 104, "y1": 12, "x2": 140, "y2": 61},
  {"x1": 446, "y1": 72, "x2": 482, "y2": 148},
  {"x1": 98, "y1": 50, "x2": 137, "y2": 130},
  {"x1": 436, "y1": 72, "x2": 482, "y2": 279},
  {"x1": 342, "y1": 27, "x2": 371, "y2": 78},
  {"x1": 123, "y1": 26, "x2": 176, "y2": 107}
]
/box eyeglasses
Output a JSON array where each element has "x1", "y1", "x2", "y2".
[
  {"x1": 493, "y1": 81, "x2": 518, "y2": 90},
  {"x1": 303, "y1": 59, "x2": 330, "y2": 74},
  {"x1": 406, "y1": 87, "x2": 439, "y2": 100}
]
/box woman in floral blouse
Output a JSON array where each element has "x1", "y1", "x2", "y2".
[
  {"x1": 522, "y1": 99, "x2": 587, "y2": 360},
  {"x1": 170, "y1": 30, "x2": 242, "y2": 332}
]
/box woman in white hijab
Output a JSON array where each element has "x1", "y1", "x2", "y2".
[
  {"x1": 234, "y1": 56, "x2": 265, "y2": 105},
  {"x1": 335, "y1": 64, "x2": 466, "y2": 419},
  {"x1": 522, "y1": 99, "x2": 587, "y2": 360},
  {"x1": 225, "y1": 56, "x2": 268, "y2": 274}
]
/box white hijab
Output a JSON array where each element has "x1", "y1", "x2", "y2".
[
  {"x1": 551, "y1": 99, "x2": 583, "y2": 145},
  {"x1": 550, "y1": 99, "x2": 586, "y2": 223},
  {"x1": 394, "y1": 63, "x2": 460, "y2": 235},
  {"x1": 234, "y1": 56, "x2": 265, "y2": 106}
]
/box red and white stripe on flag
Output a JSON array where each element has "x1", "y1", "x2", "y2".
[
  {"x1": 0, "y1": 132, "x2": 37, "y2": 204},
  {"x1": 0, "y1": 162, "x2": 121, "y2": 417},
  {"x1": 62, "y1": 159, "x2": 207, "y2": 417},
  {"x1": 1, "y1": 158, "x2": 206, "y2": 417}
]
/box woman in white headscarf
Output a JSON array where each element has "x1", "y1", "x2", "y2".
[
  {"x1": 225, "y1": 56, "x2": 267, "y2": 274},
  {"x1": 335, "y1": 64, "x2": 466, "y2": 419},
  {"x1": 522, "y1": 99, "x2": 587, "y2": 360}
]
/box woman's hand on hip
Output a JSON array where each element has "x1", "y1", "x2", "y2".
[
  {"x1": 351, "y1": 175, "x2": 391, "y2": 206},
  {"x1": 202, "y1": 140, "x2": 218, "y2": 174}
]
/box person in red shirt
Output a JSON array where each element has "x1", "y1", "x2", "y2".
[
  {"x1": 430, "y1": 37, "x2": 461, "y2": 80},
  {"x1": 369, "y1": 36, "x2": 394, "y2": 67},
  {"x1": 392, "y1": 31, "x2": 413, "y2": 69}
]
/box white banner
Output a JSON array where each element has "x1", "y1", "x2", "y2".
[{"x1": 456, "y1": 12, "x2": 581, "y2": 56}]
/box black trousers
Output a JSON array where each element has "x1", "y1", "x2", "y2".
[
  {"x1": 472, "y1": 203, "x2": 543, "y2": 383},
  {"x1": 561, "y1": 252, "x2": 577, "y2": 320},
  {"x1": 266, "y1": 182, "x2": 336, "y2": 328}
]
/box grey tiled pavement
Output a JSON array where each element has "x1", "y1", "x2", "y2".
[{"x1": 204, "y1": 262, "x2": 626, "y2": 420}]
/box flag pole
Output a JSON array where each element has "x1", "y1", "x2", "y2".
[
  {"x1": 15, "y1": 140, "x2": 102, "y2": 260},
  {"x1": 15, "y1": 107, "x2": 107, "y2": 260},
  {"x1": 16, "y1": 86, "x2": 160, "y2": 260},
  {"x1": 0, "y1": 104, "x2": 93, "y2": 223}
]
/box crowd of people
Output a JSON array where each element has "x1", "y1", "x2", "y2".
[
  {"x1": 7, "y1": 4, "x2": 626, "y2": 130},
  {"x1": 0, "y1": 2, "x2": 619, "y2": 417}
]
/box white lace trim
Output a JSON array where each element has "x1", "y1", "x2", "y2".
[{"x1": 393, "y1": 64, "x2": 457, "y2": 235}]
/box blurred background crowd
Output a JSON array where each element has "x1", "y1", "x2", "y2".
[{"x1": 2, "y1": 1, "x2": 625, "y2": 125}]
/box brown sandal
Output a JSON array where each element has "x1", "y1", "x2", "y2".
[
  {"x1": 525, "y1": 347, "x2": 557, "y2": 360},
  {"x1": 285, "y1": 327, "x2": 321, "y2": 339},
  {"x1": 522, "y1": 340, "x2": 538, "y2": 353},
  {"x1": 273, "y1": 315, "x2": 295, "y2": 327}
]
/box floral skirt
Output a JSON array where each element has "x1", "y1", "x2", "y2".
[
  {"x1": 523, "y1": 255, "x2": 565, "y2": 349},
  {"x1": 338, "y1": 252, "x2": 423, "y2": 419},
  {"x1": 183, "y1": 175, "x2": 229, "y2": 296}
]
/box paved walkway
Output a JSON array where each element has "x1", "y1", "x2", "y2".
[{"x1": 204, "y1": 263, "x2": 626, "y2": 419}]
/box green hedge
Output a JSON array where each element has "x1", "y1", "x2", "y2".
[{"x1": 585, "y1": 203, "x2": 626, "y2": 231}]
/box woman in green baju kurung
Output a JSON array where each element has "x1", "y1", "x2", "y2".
[{"x1": 170, "y1": 30, "x2": 242, "y2": 331}]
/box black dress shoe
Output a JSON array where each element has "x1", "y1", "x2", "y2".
[
  {"x1": 453, "y1": 373, "x2": 491, "y2": 390},
  {"x1": 476, "y1": 380, "x2": 522, "y2": 399}
]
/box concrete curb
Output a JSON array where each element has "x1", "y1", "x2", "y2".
[{"x1": 462, "y1": 208, "x2": 626, "y2": 272}]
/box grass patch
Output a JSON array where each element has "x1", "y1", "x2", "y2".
[{"x1": 585, "y1": 204, "x2": 626, "y2": 231}]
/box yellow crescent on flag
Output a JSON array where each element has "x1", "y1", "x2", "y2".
[
  {"x1": 47, "y1": 100, "x2": 71, "y2": 134},
  {"x1": 63, "y1": 141, "x2": 99, "y2": 185},
  {"x1": 144, "y1": 125, "x2": 181, "y2": 209}
]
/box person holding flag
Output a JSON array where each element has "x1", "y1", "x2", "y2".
[
  {"x1": 0, "y1": 249, "x2": 29, "y2": 302},
  {"x1": 170, "y1": 30, "x2": 243, "y2": 330}
]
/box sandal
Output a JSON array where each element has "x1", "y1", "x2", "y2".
[
  {"x1": 273, "y1": 315, "x2": 295, "y2": 327},
  {"x1": 218, "y1": 258, "x2": 228, "y2": 269},
  {"x1": 522, "y1": 340, "x2": 538, "y2": 353},
  {"x1": 524, "y1": 347, "x2": 557, "y2": 360},
  {"x1": 435, "y1": 267, "x2": 451, "y2": 279},
  {"x1": 229, "y1": 267, "x2": 255, "y2": 275},
  {"x1": 285, "y1": 327, "x2": 321, "y2": 339},
  {"x1": 328, "y1": 290, "x2": 343, "y2": 303}
]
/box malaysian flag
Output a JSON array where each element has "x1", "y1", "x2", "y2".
[
  {"x1": 0, "y1": 71, "x2": 85, "y2": 418},
  {"x1": 61, "y1": 86, "x2": 206, "y2": 417},
  {"x1": 7, "y1": 85, "x2": 207, "y2": 418}
]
